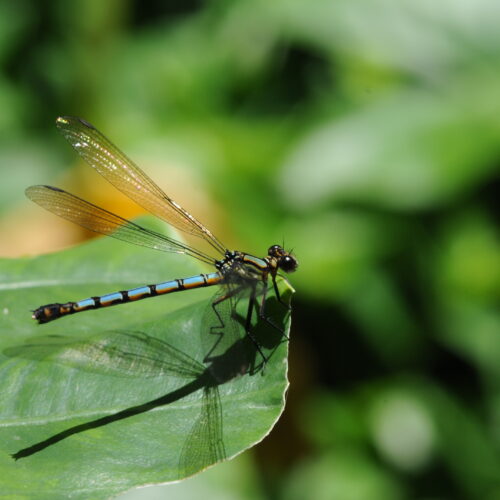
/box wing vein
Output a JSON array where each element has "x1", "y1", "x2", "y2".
[
  {"x1": 26, "y1": 185, "x2": 215, "y2": 265},
  {"x1": 56, "y1": 116, "x2": 226, "y2": 255}
]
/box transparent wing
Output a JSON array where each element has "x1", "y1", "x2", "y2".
[
  {"x1": 4, "y1": 331, "x2": 206, "y2": 379},
  {"x1": 179, "y1": 384, "x2": 225, "y2": 477},
  {"x1": 26, "y1": 185, "x2": 214, "y2": 264},
  {"x1": 55, "y1": 116, "x2": 226, "y2": 256}
]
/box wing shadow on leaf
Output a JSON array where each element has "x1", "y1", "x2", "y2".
[{"x1": 5, "y1": 292, "x2": 288, "y2": 478}]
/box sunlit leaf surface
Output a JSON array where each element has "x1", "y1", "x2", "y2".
[{"x1": 0, "y1": 221, "x2": 292, "y2": 500}]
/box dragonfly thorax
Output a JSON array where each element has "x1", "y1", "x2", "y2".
[
  {"x1": 215, "y1": 250, "x2": 265, "y2": 283},
  {"x1": 214, "y1": 246, "x2": 298, "y2": 286}
]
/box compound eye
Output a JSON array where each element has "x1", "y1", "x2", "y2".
[
  {"x1": 268, "y1": 244, "x2": 282, "y2": 257},
  {"x1": 280, "y1": 255, "x2": 298, "y2": 273}
]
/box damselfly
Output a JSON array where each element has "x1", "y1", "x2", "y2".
[{"x1": 26, "y1": 117, "x2": 298, "y2": 361}]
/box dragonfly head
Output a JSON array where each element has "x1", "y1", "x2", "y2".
[{"x1": 268, "y1": 245, "x2": 298, "y2": 273}]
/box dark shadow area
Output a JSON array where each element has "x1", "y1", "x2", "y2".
[
  {"x1": 228, "y1": 42, "x2": 333, "y2": 116},
  {"x1": 130, "y1": 0, "x2": 204, "y2": 29}
]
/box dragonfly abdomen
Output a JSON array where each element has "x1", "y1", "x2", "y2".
[{"x1": 32, "y1": 272, "x2": 223, "y2": 324}]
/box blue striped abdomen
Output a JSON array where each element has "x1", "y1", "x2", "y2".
[{"x1": 32, "y1": 272, "x2": 223, "y2": 324}]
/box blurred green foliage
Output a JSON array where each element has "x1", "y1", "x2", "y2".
[{"x1": 0, "y1": 0, "x2": 499, "y2": 498}]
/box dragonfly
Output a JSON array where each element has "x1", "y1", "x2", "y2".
[{"x1": 26, "y1": 116, "x2": 298, "y2": 361}]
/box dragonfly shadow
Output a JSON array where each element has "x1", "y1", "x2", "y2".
[
  {"x1": 213, "y1": 293, "x2": 290, "y2": 372},
  {"x1": 5, "y1": 293, "x2": 288, "y2": 476},
  {"x1": 203, "y1": 284, "x2": 291, "y2": 372}
]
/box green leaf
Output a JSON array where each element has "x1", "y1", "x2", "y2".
[{"x1": 0, "y1": 219, "x2": 292, "y2": 499}]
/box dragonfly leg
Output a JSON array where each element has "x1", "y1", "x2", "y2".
[
  {"x1": 211, "y1": 284, "x2": 250, "y2": 327},
  {"x1": 272, "y1": 274, "x2": 292, "y2": 311},
  {"x1": 244, "y1": 285, "x2": 268, "y2": 366},
  {"x1": 207, "y1": 285, "x2": 268, "y2": 366},
  {"x1": 258, "y1": 279, "x2": 289, "y2": 341},
  {"x1": 204, "y1": 286, "x2": 245, "y2": 362}
]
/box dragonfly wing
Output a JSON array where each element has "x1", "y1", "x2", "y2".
[
  {"x1": 26, "y1": 185, "x2": 214, "y2": 264},
  {"x1": 54, "y1": 116, "x2": 226, "y2": 255},
  {"x1": 5, "y1": 331, "x2": 206, "y2": 379},
  {"x1": 179, "y1": 384, "x2": 225, "y2": 477}
]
